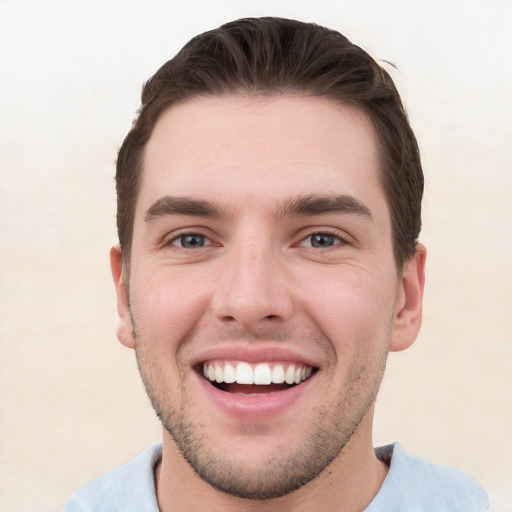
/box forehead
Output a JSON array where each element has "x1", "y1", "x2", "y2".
[{"x1": 140, "y1": 94, "x2": 386, "y2": 216}]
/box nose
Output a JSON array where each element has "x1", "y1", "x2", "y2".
[{"x1": 211, "y1": 239, "x2": 294, "y2": 330}]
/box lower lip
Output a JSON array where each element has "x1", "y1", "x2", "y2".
[{"x1": 195, "y1": 372, "x2": 315, "y2": 420}]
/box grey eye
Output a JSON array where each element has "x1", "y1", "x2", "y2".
[
  {"x1": 310, "y1": 234, "x2": 336, "y2": 248},
  {"x1": 176, "y1": 234, "x2": 206, "y2": 248}
]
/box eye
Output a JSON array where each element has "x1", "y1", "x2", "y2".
[
  {"x1": 310, "y1": 233, "x2": 336, "y2": 248},
  {"x1": 299, "y1": 232, "x2": 345, "y2": 248},
  {"x1": 171, "y1": 233, "x2": 210, "y2": 249}
]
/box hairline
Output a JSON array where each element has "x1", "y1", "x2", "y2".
[{"x1": 121, "y1": 90, "x2": 408, "y2": 279}]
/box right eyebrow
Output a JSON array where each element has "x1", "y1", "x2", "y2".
[
  {"x1": 279, "y1": 194, "x2": 373, "y2": 220},
  {"x1": 144, "y1": 196, "x2": 230, "y2": 223}
]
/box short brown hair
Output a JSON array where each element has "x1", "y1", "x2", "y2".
[{"x1": 116, "y1": 17, "x2": 423, "y2": 270}]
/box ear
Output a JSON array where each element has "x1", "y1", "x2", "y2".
[
  {"x1": 110, "y1": 244, "x2": 135, "y2": 349},
  {"x1": 389, "y1": 244, "x2": 426, "y2": 352}
]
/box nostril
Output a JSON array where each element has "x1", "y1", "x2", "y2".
[{"x1": 221, "y1": 315, "x2": 237, "y2": 322}]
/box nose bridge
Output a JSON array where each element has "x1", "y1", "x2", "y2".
[{"x1": 213, "y1": 234, "x2": 293, "y2": 327}]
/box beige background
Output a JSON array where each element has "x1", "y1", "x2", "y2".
[{"x1": 1, "y1": 1, "x2": 511, "y2": 510}]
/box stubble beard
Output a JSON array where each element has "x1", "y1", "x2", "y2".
[{"x1": 133, "y1": 323, "x2": 389, "y2": 500}]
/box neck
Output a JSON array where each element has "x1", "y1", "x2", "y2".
[{"x1": 155, "y1": 409, "x2": 388, "y2": 512}]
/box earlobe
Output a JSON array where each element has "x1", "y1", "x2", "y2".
[
  {"x1": 389, "y1": 244, "x2": 426, "y2": 352},
  {"x1": 110, "y1": 244, "x2": 135, "y2": 349}
]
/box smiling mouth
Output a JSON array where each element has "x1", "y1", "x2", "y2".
[{"x1": 199, "y1": 360, "x2": 317, "y2": 394}]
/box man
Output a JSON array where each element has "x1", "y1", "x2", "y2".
[{"x1": 64, "y1": 17, "x2": 488, "y2": 511}]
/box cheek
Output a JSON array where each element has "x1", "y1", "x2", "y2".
[
  {"x1": 301, "y1": 269, "x2": 396, "y2": 354},
  {"x1": 130, "y1": 269, "x2": 212, "y2": 349}
]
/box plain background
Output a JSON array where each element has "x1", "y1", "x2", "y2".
[{"x1": 1, "y1": 1, "x2": 511, "y2": 510}]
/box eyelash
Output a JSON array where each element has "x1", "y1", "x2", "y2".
[
  {"x1": 166, "y1": 231, "x2": 213, "y2": 249},
  {"x1": 299, "y1": 228, "x2": 349, "y2": 249},
  {"x1": 164, "y1": 228, "x2": 349, "y2": 251}
]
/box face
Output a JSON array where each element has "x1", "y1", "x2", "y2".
[{"x1": 112, "y1": 95, "x2": 424, "y2": 499}]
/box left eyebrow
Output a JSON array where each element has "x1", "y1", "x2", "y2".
[
  {"x1": 144, "y1": 196, "x2": 230, "y2": 222},
  {"x1": 278, "y1": 194, "x2": 373, "y2": 220}
]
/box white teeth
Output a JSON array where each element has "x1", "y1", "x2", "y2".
[
  {"x1": 285, "y1": 365, "x2": 296, "y2": 385},
  {"x1": 236, "y1": 362, "x2": 254, "y2": 384},
  {"x1": 272, "y1": 364, "x2": 285, "y2": 384},
  {"x1": 254, "y1": 363, "x2": 272, "y2": 385},
  {"x1": 203, "y1": 361, "x2": 314, "y2": 386},
  {"x1": 215, "y1": 364, "x2": 223, "y2": 383},
  {"x1": 223, "y1": 362, "x2": 236, "y2": 383}
]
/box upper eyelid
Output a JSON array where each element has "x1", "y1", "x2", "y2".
[
  {"x1": 170, "y1": 234, "x2": 216, "y2": 251},
  {"x1": 171, "y1": 232, "x2": 209, "y2": 242},
  {"x1": 298, "y1": 232, "x2": 348, "y2": 247},
  {"x1": 297, "y1": 226, "x2": 351, "y2": 241},
  {"x1": 160, "y1": 228, "x2": 217, "y2": 247},
  {"x1": 158, "y1": 225, "x2": 352, "y2": 246}
]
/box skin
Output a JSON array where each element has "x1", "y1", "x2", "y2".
[{"x1": 111, "y1": 95, "x2": 426, "y2": 512}]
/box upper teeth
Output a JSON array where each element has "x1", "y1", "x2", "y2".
[{"x1": 203, "y1": 361, "x2": 313, "y2": 385}]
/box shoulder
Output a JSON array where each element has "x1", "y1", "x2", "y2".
[
  {"x1": 62, "y1": 444, "x2": 162, "y2": 512},
  {"x1": 367, "y1": 443, "x2": 489, "y2": 512}
]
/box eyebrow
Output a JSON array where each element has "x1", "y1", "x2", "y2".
[
  {"x1": 279, "y1": 194, "x2": 373, "y2": 220},
  {"x1": 144, "y1": 196, "x2": 230, "y2": 222},
  {"x1": 144, "y1": 193, "x2": 373, "y2": 223}
]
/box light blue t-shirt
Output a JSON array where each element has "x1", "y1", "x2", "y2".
[{"x1": 63, "y1": 442, "x2": 489, "y2": 511}]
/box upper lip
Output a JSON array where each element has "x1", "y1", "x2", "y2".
[{"x1": 190, "y1": 344, "x2": 320, "y2": 368}]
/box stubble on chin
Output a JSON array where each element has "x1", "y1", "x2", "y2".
[{"x1": 133, "y1": 327, "x2": 389, "y2": 500}]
